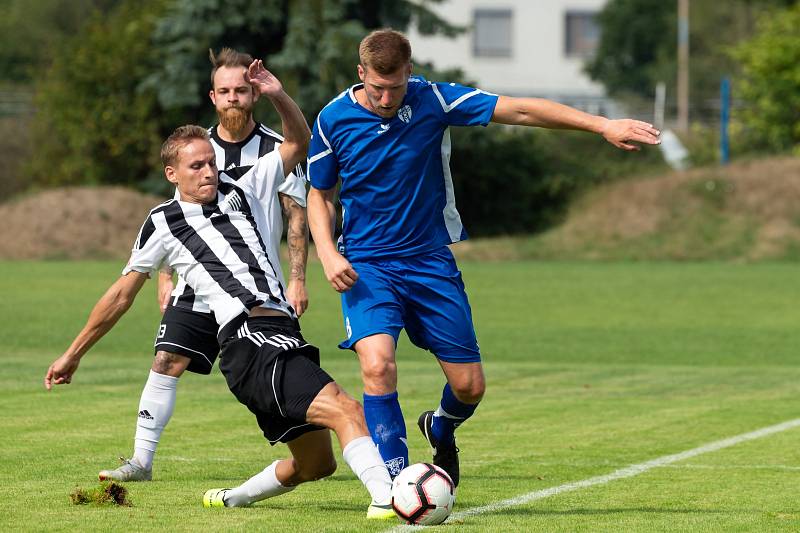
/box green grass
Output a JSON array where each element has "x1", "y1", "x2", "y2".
[{"x1": 1, "y1": 260, "x2": 800, "y2": 531}]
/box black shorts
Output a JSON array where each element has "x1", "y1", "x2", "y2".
[
  {"x1": 154, "y1": 305, "x2": 219, "y2": 374},
  {"x1": 219, "y1": 316, "x2": 334, "y2": 445}
]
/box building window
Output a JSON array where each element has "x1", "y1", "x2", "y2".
[
  {"x1": 565, "y1": 11, "x2": 600, "y2": 58},
  {"x1": 473, "y1": 9, "x2": 512, "y2": 58}
]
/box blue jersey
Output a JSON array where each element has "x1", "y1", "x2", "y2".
[{"x1": 308, "y1": 76, "x2": 498, "y2": 261}]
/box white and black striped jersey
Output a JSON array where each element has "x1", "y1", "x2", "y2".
[
  {"x1": 170, "y1": 122, "x2": 307, "y2": 313},
  {"x1": 125, "y1": 151, "x2": 295, "y2": 332}
]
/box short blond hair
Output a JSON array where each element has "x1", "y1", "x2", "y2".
[
  {"x1": 160, "y1": 125, "x2": 209, "y2": 167},
  {"x1": 358, "y1": 29, "x2": 411, "y2": 74},
  {"x1": 209, "y1": 47, "x2": 254, "y2": 87}
]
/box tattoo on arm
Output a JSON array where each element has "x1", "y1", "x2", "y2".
[{"x1": 281, "y1": 194, "x2": 308, "y2": 282}]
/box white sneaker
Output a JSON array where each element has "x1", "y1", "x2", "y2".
[{"x1": 98, "y1": 457, "x2": 152, "y2": 482}]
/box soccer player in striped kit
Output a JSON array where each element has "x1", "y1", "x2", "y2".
[
  {"x1": 307, "y1": 29, "x2": 660, "y2": 487},
  {"x1": 45, "y1": 61, "x2": 395, "y2": 519},
  {"x1": 97, "y1": 48, "x2": 310, "y2": 484}
]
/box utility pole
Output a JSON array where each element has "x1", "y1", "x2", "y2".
[{"x1": 677, "y1": 0, "x2": 689, "y2": 132}]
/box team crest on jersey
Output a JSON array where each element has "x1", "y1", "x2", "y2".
[{"x1": 397, "y1": 105, "x2": 412, "y2": 123}]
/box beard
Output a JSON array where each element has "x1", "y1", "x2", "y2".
[{"x1": 217, "y1": 105, "x2": 251, "y2": 136}]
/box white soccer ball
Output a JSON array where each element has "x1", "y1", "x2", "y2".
[{"x1": 391, "y1": 462, "x2": 455, "y2": 525}]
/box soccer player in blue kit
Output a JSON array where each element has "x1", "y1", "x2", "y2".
[{"x1": 306, "y1": 29, "x2": 660, "y2": 487}]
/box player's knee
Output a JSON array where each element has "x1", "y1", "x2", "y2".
[
  {"x1": 360, "y1": 357, "x2": 396, "y2": 389},
  {"x1": 327, "y1": 388, "x2": 365, "y2": 425},
  {"x1": 152, "y1": 351, "x2": 190, "y2": 376}
]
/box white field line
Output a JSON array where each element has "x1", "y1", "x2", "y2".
[{"x1": 386, "y1": 417, "x2": 800, "y2": 531}]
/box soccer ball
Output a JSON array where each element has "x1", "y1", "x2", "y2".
[{"x1": 391, "y1": 462, "x2": 455, "y2": 525}]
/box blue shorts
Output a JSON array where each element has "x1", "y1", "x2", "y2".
[{"x1": 339, "y1": 247, "x2": 481, "y2": 363}]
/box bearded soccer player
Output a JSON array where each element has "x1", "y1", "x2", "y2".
[
  {"x1": 97, "y1": 48, "x2": 309, "y2": 483},
  {"x1": 45, "y1": 61, "x2": 394, "y2": 519},
  {"x1": 307, "y1": 29, "x2": 660, "y2": 486}
]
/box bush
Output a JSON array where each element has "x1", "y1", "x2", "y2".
[{"x1": 450, "y1": 125, "x2": 666, "y2": 236}]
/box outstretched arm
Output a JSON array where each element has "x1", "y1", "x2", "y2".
[
  {"x1": 44, "y1": 271, "x2": 149, "y2": 390},
  {"x1": 307, "y1": 186, "x2": 358, "y2": 292},
  {"x1": 248, "y1": 59, "x2": 310, "y2": 173},
  {"x1": 492, "y1": 96, "x2": 660, "y2": 151},
  {"x1": 280, "y1": 193, "x2": 309, "y2": 316}
]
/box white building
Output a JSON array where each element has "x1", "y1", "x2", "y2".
[{"x1": 408, "y1": 0, "x2": 620, "y2": 116}]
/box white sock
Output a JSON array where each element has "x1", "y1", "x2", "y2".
[
  {"x1": 132, "y1": 370, "x2": 178, "y2": 470},
  {"x1": 342, "y1": 436, "x2": 393, "y2": 505},
  {"x1": 223, "y1": 460, "x2": 295, "y2": 507}
]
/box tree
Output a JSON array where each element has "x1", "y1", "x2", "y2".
[
  {"x1": 585, "y1": 0, "x2": 676, "y2": 100},
  {"x1": 586, "y1": 0, "x2": 794, "y2": 119},
  {"x1": 0, "y1": 0, "x2": 116, "y2": 84},
  {"x1": 28, "y1": 0, "x2": 460, "y2": 193},
  {"x1": 733, "y1": 2, "x2": 800, "y2": 152},
  {"x1": 143, "y1": 0, "x2": 460, "y2": 126},
  {"x1": 28, "y1": 0, "x2": 170, "y2": 188}
]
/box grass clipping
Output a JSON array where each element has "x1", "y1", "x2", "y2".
[{"x1": 70, "y1": 481, "x2": 132, "y2": 507}]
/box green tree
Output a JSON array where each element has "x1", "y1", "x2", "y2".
[
  {"x1": 585, "y1": 0, "x2": 676, "y2": 100},
  {"x1": 733, "y1": 2, "x2": 800, "y2": 152},
  {"x1": 0, "y1": 0, "x2": 116, "y2": 84},
  {"x1": 143, "y1": 0, "x2": 460, "y2": 126},
  {"x1": 28, "y1": 0, "x2": 460, "y2": 193},
  {"x1": 586, "y1": 0, "x2": 793, "y2": 118},
  {"x1": 29, "y1": 0, "x2": 170, "y2": 187}
]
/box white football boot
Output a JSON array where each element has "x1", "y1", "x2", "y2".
[{"x1": 98, "y1": 457, "x2": 152, "y2": 482}]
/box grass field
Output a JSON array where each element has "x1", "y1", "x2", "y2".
[{"x1": 2, "y1": 260, "x2": 799, "y2": 532}]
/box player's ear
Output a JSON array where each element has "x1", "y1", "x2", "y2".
[
  {"x1": 164, "y1": 165, "x2": 179, "y2": 186},
  {"x1": 357, "y1": 64, "x2": 366, "y2": 82},
  {"x1": 209, "y1": 89, "x2": 216, "y2": 105},
  {"x1": 407, "y1": 62, "x2": 412, "y2": 77}
]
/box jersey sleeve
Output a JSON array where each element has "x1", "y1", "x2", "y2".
[
  {"x1": 122, "y1": 213, "x2": 167, "y2": 277},
  {"x1": 429, "y1": 81, "x2": 499, "y2": 127},
  {"x1": 277, "y1": 164, "x2": 308, "y2": 207},
  {"x1": 307, "y1": 113, "x2": 339, "y2": 190}
]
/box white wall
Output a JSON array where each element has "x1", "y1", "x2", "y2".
[{"x1": 408, "y1": 0, "x2": 607, "y2": 100}]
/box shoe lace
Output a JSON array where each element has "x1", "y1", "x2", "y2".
[{"x1": 117, "y1": 457, "x2": 140, "y2": 471}]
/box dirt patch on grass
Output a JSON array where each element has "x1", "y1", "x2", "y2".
[
  {"x1": 527, "y1": 157, "x2": 800, "y2": 261},
  {"x1": 0, "y1": 186, "x2": 167, "y2": 260}
]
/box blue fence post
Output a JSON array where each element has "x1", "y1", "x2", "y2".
[{"x1": 720, "y1": 77, "x2": 730, "y2": 165}]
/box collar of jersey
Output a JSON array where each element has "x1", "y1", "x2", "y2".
[
  {"x1": 347, "y1": 83, "x2": 410, "y2": 122},
  {"x1": 210, "y1": 122, "x2": 261, "y2": 149}
]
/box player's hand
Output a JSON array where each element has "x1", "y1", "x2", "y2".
[
  {"x1": 157, "y1": 271, "x2": 175, "y2": 314},
  {"x1": 247, "y1": 59, "x2": 283, "y2": 97},
  {"x1": 44, "y1": 354, "x2": 80, "y2": 390},
  {"x1": 286, "y1": 279, "x2": 309, "y2": 317},
  {"x1": 601, "y1": 119, "x2": 661, "y2": 151},
  {"x1": 320, "y1": 252, "x2": 358, "y2": 293}
]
